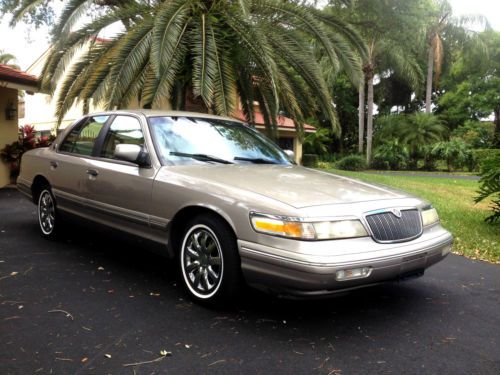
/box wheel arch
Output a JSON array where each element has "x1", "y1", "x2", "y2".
[
  {"x1": 31, "y1": 175, "x2": 51, "y2": 204},
  {"x1": 167, "y1": 205, "x2": 238, "y2": 258}
]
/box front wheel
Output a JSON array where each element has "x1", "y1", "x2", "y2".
[
  {"x1": 179, "y1": 215, "x2": 241, "y2": 304},
  {"x1": 37, "y1": 187, "x2": 60, "y2": 239}
]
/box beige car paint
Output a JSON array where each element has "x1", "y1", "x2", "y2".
[{"x1": 17, "y1": 110, "x2": 453, "y2": 297}]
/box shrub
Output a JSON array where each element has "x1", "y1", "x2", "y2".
[
  {"x1": 372, "y1": 141, "x2": 409, "y2": 170},
  {"x1": 0, "y1": 125, "x2": 54, "y2": 179},
  {"x1": 475, "y1": 153, "x2": 500, "y2": 223},
  {"x1": 421, "y1": 145, "x2": 438, "y2": 171},
  {"x1": 301, "y1": 154, "x2": 319, "y2": 167},
  {"x1": 431, "y1": 139, "x2": 472, "y2": 171},
  {"x1": 452, "y1": 120, "x2": 493, "y2": 149},
  {"x1": 336, "y1": 155, "x2": 367, "y2": 171},
  {"x1": 472, "y1": 149, "x2": 500, "y2": 167},
  {"x1": 303, "y1": 128, "x2": 331, "y2": 155}
]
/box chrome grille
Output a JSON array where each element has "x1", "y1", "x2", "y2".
[{"x1": 365, "y1": 209, "x2": 422, "y2": 242}]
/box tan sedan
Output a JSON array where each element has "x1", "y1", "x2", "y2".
[{"x1": 17, "y1": 110, "x2": 453, "y2": 303}]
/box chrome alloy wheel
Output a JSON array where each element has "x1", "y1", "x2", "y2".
[
  {"x1": 181, "y1": 225, "x2": 223, "y2": 299},
  {"x1": 38, "y1": 190, "x2": 55, "y2": 235}
]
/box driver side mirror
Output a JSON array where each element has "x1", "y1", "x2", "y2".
[
  {"x1": 114, "y1": 144, "x2": 150, "y2": 167},
  {"x1": 284, "y1": 149, "x2": 295, "y2": 162}
]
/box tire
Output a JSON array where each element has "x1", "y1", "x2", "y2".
[
  {"x1": 179, "y1": 214, "x2": 241, "y2": 304},
  {"x1": 37, "y1": 186, "x2": 61, "y2": 240}
]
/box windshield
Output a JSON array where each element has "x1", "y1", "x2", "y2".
[{"x1": 148, "y1": 116, "x2": 292, "y2": 166}]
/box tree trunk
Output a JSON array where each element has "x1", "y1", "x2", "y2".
[
  {"x1": 366, "y1": 75, "x2": 374, "y2": 164},
  {"x1": 425, "y1": 44, "x2": 434, "y2": 114},
  {"x1": 358, "y1": 81, "x2": 365, "y2": 154},
  {"x1": 493, "y1": 108, "x2": 500, "y2": 148}
]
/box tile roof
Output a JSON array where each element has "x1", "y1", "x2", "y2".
[
  {"x1": 0, "y1": 64, "x2": 39, "y2": 88},
  {"x1": 234, "y1": 109, "x2": 316, "y2": 131}
]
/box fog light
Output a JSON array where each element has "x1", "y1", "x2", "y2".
[
  {"x1": 336, "y1": 267, "x2": 372, "y2": 281},
  {"x1": 442, "y1": 244, "x2": 452, "y2": 256}
]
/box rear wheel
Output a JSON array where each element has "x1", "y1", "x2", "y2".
[
  {"x1": 37, "y1": 186, "x2": 60, "y2": 239},
  {"x1": 179, "y1": 214, "x2": 241, "y2": 304}
]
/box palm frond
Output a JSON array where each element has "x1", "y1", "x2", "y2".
[
  {"x1": 9, "y1": 0, "x2": 46, "y2": 26},
  {"x1": 107, "y1": 18, "x2": 153, "y2": 108},
  {"x1": 151, "y1": 0, "x2": 192, "y2": 77}
]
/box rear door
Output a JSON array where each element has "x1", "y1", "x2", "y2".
[{"x1": 50, "y1": 115, "x2": 110, "y2": 213}]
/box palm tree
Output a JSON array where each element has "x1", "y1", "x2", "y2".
[
  {"x1": 0, "y1": 50, "x2": 20, "y2": 69},
  {"x1": 425, "y1": 1, "x2": 488, "y2": 113},
  {"x1": 361, "y1": 38, "x2": 423, "y2": 163},
  {"x1": 401, "y1": 113, "x2": 445, "y2": 167},
  {"x1": 13, "y1": 0, "x2": 366, "y2": 134}
]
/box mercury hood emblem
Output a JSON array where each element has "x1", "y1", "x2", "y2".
[{"x1": 390, "y1": 208, "x2": 402, "y2": 218}]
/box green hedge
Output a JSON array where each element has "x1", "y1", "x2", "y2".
[
  {"x1": 336, "y1": 155, "x2": 367, "y2": 171},
  {"x1": 302, "y1": 154, "x2": 319, "y2": 167}
]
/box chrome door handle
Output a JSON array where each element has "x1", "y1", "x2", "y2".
[{"x1": 86, "y1": 169, "x2": 99, "y2": 177}]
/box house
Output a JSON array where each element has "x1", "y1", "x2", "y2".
[
  {"x1": 21, "y1": 47, "x2": 316, "y2": 164},
  {"x1": 0, "y1": 64, "x2": 39, "y2": 188}
]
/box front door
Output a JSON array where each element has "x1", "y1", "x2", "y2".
[{"x1": 84, "y1": 115, "x2": 157, "y2": 236}]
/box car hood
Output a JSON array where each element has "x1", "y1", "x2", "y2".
[{"x1": 164, "y1": 164, "x2": 408, "y2": 208}]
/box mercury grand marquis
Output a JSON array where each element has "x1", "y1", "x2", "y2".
[{"x1": 17, "y1": 110, "x2": 453, "y2": 303}]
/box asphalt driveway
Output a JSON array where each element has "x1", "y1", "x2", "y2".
[{"x1": 0, "y1": 188, "x2": 499, "y2": 374}]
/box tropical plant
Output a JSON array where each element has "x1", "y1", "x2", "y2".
[
  {"x1": 400, "y1": 113, "x2": 445, "y2": 167},
  {"x1": 13, "y1": 0, "x2": 366, "y2": 136},
  {"x1": 371, "y1": 140, "x2": 409, "y2": 170},
  {"x1": 362, "y1": 39, "x2": 423, "y2": 163},
  {"x1": 424, "y1": 0, "x2": 488, "y2": 113},
  {"x1": 0, "y1": 125, "x2": 54, "y2": 179},
  {"x1": 431, "y1": 139, "x2": 471, "y2": 171},
  {"x1": 303, "y1": 128, "x2": 331, "y2": 155},
  {"x1": 475, "y1": 153, "x2": 500, "y2": 223},
  {"x1": 0, "y1": 50, "x2": 20, "y2": 69},
  {"x1": 329, "y1": 0, "x2": 426, "y2": 162}
]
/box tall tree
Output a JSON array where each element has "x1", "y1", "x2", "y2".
[
  {"x1": 437, "y1": 30, "x2": 500, "y2": 147},
  {"x1": 330, "y1": 0, "x2": 426, "y2": 162},
  {"x1": 424, "y1": 0, "x2": 488, "y2": 113}
]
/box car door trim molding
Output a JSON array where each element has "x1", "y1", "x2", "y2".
[{"x1": 53, "y1": 188, "x2": 150, "y2": 226}]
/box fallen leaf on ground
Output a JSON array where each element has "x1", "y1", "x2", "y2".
[{"x1": 104, "y1": 354, "x2": 112, "y2": 359}]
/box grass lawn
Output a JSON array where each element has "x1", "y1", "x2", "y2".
[{"x1": 322, "y1": 169, "x2": 499, "y2": 263}]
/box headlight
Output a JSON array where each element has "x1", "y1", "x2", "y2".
[
  {"x1": 421, "y1": 207, "x2": 439, "y2": 226},
  {"x1": 250, "y1": 213, "x2": 368, "y2": 240}
]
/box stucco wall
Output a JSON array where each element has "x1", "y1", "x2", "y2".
[{"x1": 0, "y1": 87, "x2": 18, "y2": 187}]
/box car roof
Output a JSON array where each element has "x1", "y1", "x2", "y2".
[{"x1": 89, "y1": 109, "x2": 245, "y2": 124}]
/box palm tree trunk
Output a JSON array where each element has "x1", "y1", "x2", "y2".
[
  {"x1": 358, "y1": 81, "x2": 365, "y2": 154},
  {"x1": 366, "y1": 75, "x2": 374, "y2": 164},
  {"x1": 493, "y1": 108, "x2": 500, "y2": 148},
  {"x1": 425, "y1": 44, "x2": 434, "y2": 114}
]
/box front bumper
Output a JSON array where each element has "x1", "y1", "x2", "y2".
[{"x1": 238, "y1": 225, "x2": 453, "y2": 297}]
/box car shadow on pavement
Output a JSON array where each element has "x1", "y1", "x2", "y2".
[{"x1": 47, "y1": 215, "x2": 436, "y2": 321}]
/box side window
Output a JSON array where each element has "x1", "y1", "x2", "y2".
[
  {"x1": 101, "y1": 116, "x2": 145, "y2": 159},
  {"x1": 59, "y1": 115, "x2": 109, "y2": 156}
]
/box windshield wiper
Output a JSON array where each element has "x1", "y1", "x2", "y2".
[
  {"x1": 234, "y1": 156, "x2": 279, "y2": 164},
  {"x1": 169, "y1": 151, "x2": 233, "y2": 164}
]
